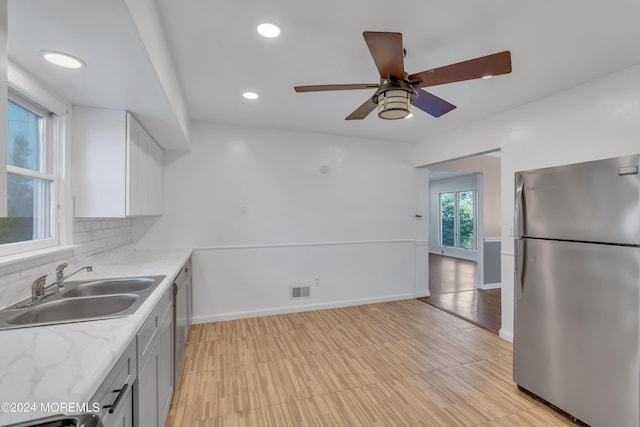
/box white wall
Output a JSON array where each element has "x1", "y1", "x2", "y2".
[
  {"x1": 410, "y1": 63, "x2": 640, "y2": 341},
  {"x1": 134, "y1": 123, "x2": 429, "y2": 321}
]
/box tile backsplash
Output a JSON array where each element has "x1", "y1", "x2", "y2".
[
  {"x1": 72, "y1": 218, "x2": 132, "y2": 257},
  {"x1": 0, "y1": 218, "x2": 132, "y2": 309}
]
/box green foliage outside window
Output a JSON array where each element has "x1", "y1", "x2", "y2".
[
  {"x1": 0, "y1": 100, "x2": 42, "y2": 244},
  {"x1": 458, "y1": 191, "x2": 474, "y2": 249},
  {"x1": 440, "y1": 193, "x2": 455, "y2": 247},
  {"x1": 440, "y1": 190, "x2": 475, "y2": 250},
  {"x1": 0, "y1": 133, "x2": 35, "y2": 243}
]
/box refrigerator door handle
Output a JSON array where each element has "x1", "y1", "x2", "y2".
[
  {"x1": 514, "y1": 175, "x2": 525, "y2": 237},
  {"x1": 515, "y1": 238, "x2": 526, "y2": 296}
]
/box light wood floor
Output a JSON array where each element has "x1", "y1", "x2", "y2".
[
  {"x1": 428, "y1": 254, "x2": 478, "y2": 295},
  {"x1": 166, "y1": 300, "x2": 572, "y2": 426},
  {"x1": 426, "y1": 254, "x2": 502, "y2": 333}
]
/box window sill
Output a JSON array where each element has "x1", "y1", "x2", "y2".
[{"x1": 0, "y1": 245, "x2": 80, "y2": 277}]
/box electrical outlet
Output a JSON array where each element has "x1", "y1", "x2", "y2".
[{"x1": 314, "y1": 276, "x2": 320, "y2": 286}]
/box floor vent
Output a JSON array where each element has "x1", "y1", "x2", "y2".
[{"x1": 291, "y1": 286, "x2": 311, "y2": 299}]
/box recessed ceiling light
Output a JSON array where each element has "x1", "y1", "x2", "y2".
[
  {"x1": 41, "y1": 51, "x2": 86, "y2": 69},
  {"x1": 257, "y1": 23, "x2": 281, "y2": 38},
  {"x1": 242, "y1": 91, "x2": 259, "y2": 100}
]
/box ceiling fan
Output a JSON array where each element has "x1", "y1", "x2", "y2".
[{"x1": 294, "y1": 32, "x2": 512, "y2": 120}]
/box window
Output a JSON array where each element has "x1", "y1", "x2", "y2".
[
  {"x1": 439, "y1": 190, "x2": 476, "y2": 250},
  {"x1": 0, "y1": 94, "x2": 58, "y2": 255}
]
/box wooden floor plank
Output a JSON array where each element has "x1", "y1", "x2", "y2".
[
  {"x1": 425, "y1": 254, "x2": 502, "y2": 333},
  {"x1": 167, "y1": 300, "x2": 570, "y2": 426}
]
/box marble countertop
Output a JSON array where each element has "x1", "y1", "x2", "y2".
[{"x1": 0, "y1": 246, "x2": 192, "y2": 425}]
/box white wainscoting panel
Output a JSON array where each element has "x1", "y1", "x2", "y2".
[{"x1": 191, "y1": 240, "x2": 417, "y2": 323}]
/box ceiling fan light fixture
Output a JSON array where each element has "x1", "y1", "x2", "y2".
[{"x1": 377, "y1": 89, "x2": 412, "y2": 120}]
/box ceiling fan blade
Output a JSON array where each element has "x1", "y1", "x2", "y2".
[
  {"x1": 363, "y1": 31, "x2": 405, "y2": 80},
  {"x1": 411, "y1": 88, "x2": 456, "y2": 117},
  {"x1": 409, "y1": 51, "x2": 512, "y2": 88},
  {"x1": 345, "y1": 97, "x2": 377, "y2": 120},
  {"x1": 294, "y1": 84, "x2": 379, "y2": 92}
]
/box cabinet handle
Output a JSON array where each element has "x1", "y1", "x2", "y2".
[{"x1": 103, "y1": 383, "x2": 129, "y2": 414}]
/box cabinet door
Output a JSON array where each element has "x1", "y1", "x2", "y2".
[
  {"x1": 126, "y1": 114, "x2": 142, "y2": 215},
  {"x1": 74, "y1": 107, "x2": 128, "y2": 217},
  {"x1": 101, "y1": 388, "x2": 133, "y2": 427},
  {"x1": 148, "y1": 140, "x2": 164, "y2": 215},
  {"x1": 157, "y1": 315, "x2": 174, "y2": 425},
  {"x1": 135, "y1": 348, "x2": 159, "y2": 427},
  {"x1": 126, "y1": 113, "x2": 144, "y2": 216},
  {"x1": 127, "y1": 113, "x2": 163, "y2": 216}
]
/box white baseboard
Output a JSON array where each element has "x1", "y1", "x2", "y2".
[
  {"x1": 478, "y1": 282, "x2": 501, "y2": 290},
  {"x1": 192, "y1": 293, "x2": 416, "y2": 324},
  {"x1": 499, "y1": 329, "x2": 513, "y2": 343},
  {"x1": 415, "y1": 290, "x2": 430, "y2": 298}
]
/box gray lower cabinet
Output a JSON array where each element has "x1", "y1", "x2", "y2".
[
  {"x1": 157, "y1": 315, "x2": 173, "y2": 422},
  {"x1": 91, "y1": 340, "x2": 137, "y2": 427},
  {"x1": 88, "y1": 285, "x2": 174, "y2": 427},
  {"x1": 105, "y1": 390, "x2": 134, "y2": 427},
  {"x1": 134, "y1": 287, "x2": 173, "y2": 427}
]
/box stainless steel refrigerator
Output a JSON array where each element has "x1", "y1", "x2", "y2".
[{"x1": 513, "y1": 154, "x2": 640, "y2": 427}]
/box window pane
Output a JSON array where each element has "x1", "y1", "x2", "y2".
[
  {"x1": 458, "y1": 191, "x2": 475, "y2": 250},
  {"x1": 440, "y1": 192, "x2": 455, "y2": 247},
  {"x1": 0, "y1": 174, "x2": 51, "y2": 244},
  {"x1": 8, "y1": 100, "x2": 41, "y2": 171}
]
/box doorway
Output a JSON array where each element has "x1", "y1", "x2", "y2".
[
  {"x1": 420, "y1": 152, "x2": 502, "y2": 333},
  {"x1": 425, "y1": 253, "x2": 501, "y2": 332}
]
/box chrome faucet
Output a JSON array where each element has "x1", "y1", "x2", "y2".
[
  {"x1": 53, "y1": 263, "x2": 93, "y2": 290},
  {"x1": 15, "y1": 275, "x2": 51, "y2": 308},
  {"x1": 31, "y1": 274, "x2": 49, "y2": 299},
  {"x1": 16, "y1": 264, "x2": 93, "y2": 309},
  {"x1": 55, "y1": 263, "x2": 68, "y2": 287}
]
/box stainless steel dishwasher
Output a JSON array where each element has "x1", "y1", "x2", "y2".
[{"x1": 173, "y1": 258, "x2": 192, "y2": 386}]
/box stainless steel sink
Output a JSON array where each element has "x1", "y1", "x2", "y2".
[
  {"x1": 0, "y1": 275, "x2": 166, "y2": 330},
  {"x1": 4, "y1": 413, "x2": 102, "y2": 427},
  {"x1": 62, "y1": 277, "x2": 156, "y2": 297},
  {"x1": 7, "y1": 294, "x2": 139, "y2": 325}
]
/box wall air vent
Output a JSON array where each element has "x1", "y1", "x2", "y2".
[{"x1": 291, "y1": 286, "x2": 311, "y2": 299}]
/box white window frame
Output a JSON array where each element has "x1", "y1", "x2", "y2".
[
  {"x1": 439, "y1": 190, "x2": 477, "y2": 251},
  {"x1": 0, "y1": 90, "x2": 60, "y2": 256}
]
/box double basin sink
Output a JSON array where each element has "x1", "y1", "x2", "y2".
[{"x1": 0, "y1": 276, "x2": 166, "y2": 331}]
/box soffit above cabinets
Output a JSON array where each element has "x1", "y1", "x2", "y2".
[{"x1": 8, "y1": 0, "x2": 190, "y2": 151}]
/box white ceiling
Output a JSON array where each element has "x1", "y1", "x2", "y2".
[
  {"x1": 8, "y1": 0, "x2": 640, "y2": 146},
  {"x1": 155, "y1": 0, "x2": 640, "y2": 143}
]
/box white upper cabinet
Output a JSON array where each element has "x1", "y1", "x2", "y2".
[
  {"x1": 73, "y1": 106, "x2": 164, "y2": 218},
  {"x1": 127, "y1": 115, "x2": 164, "y2": 216}
]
